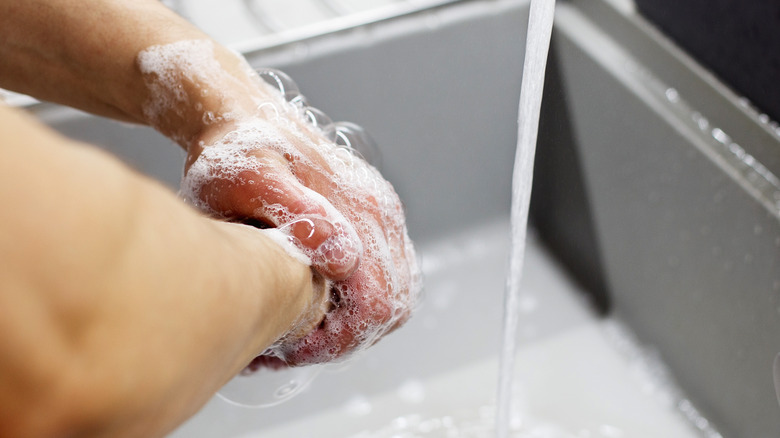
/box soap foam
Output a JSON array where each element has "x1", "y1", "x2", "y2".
[
  {"x1": 180, "y1": 119, "x2": 365, "y2": 280},
  {"x1": 258, "y1": 227, "x2": 312, "y2": 266},
  {"x1": 140, "y1": 40, "x2": 422, "y2": 366},
  {"x1": 138, "y1": 40, "x2": 220, "y2": 140},
  {"x1": 240, "y1": 92, "x2": 422, "y2": 365},
  {"x1": 137, "y1": 40, "x2": 256, "y2": 144}
]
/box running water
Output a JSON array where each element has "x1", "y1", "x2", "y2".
[{"x1": 496, "y1": 1, "x2": 556, "y2": 437}]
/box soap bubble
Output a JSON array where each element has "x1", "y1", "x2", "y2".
[
  {"x1": 218, "y1": 363, "x2": 323, "y2": 408},
  {"x1": 304, "y1": 106, "x2": 337, "y2": 141},
  {"x1": 255, "y1": 69, "x2": 381, "y2": 168},
  {"x1": 257, "y1": 68, "x2": 305, "y2": 105},
  {"x1": 333, "y1": 121, "x2": 383, "y2": 170}
]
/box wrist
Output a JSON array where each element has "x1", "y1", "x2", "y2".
[
  {"x1": 215, "y1": 222, "x2": 324, "y2": 366},
  {"x1": 135, "y1": 40, "x2": 275, "y2": 152}
]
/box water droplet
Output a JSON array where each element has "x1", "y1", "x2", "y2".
[
  {"x1": 728, "y1": 143, "x2": 745, "y2": 159},
  {"x1": 693, "y1": 416, "x2": 711, "y2": 430},
  {"x1": 665, "y1": 88, "x2": 680, "y2": 103},
  {"x1": 692, "y1": 112, "x2": 709, "y2": 131},
  {"x1": 712, "y1": 128, "x2": 731, "y2": 145},
  {"x1": 344, "y1": 395, "x2": 372, "y2": 416},
  {"x1": 397, "y1": 380, "x2": 426, "y2": 404}
]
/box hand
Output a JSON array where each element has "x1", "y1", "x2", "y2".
[
  {"x1": 183, "y1": 118, "x2": 363, "y2": 281},
  {"x1": 181, "y1": 79, "x2": 422, "y2": 366},
  {"x1": 138, "y1": 40, "x2": 363, "y2": 280}
]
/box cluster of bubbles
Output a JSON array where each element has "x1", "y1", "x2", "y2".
[
  {"x1": 138, "y1": 40, "x2": 421, "y2": 406},
  {"x1": 214, "y1": 69, "x2": 420, "y2": 404},
  {"x1": 237, "y1": 68, "x2": 421, "y2": 367},
  {"x1": 255, "y1": 68, "x2": 382, "y2": 169}
]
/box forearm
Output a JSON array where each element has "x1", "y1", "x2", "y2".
[
  {"x1": 0, "y1": 0, "x2": 187, "y2": 122},
  {"x1": 0, "y1": 0, "x2": 273, "y2": 149},
  {"x1": 0, "y1": 105, "x2": 315, "y2": 437}
]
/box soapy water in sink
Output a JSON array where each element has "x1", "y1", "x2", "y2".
[{"x1": 339, "y1": 320, "x2": 724, "y2": 438}]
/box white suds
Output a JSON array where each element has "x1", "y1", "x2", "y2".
[{"x1": 138, "y1": 41, "x2": 422, "y2": 366}]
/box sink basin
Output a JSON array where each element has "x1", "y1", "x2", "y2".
[{"x1": 174, "y1": 221, "x2": 705, "y2": 437}]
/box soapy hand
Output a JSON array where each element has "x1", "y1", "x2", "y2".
[
  {"x1": 137, "y1": 40, "x2": 421, "y2": 366},
  {"x1": 180, "y1": 72, "x2": 422, "y2": 367},
  {"x1": 183, "y1": 120, "x2": 363, "y2": 281}
]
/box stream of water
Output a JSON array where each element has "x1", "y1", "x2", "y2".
[{"x1": 496, "y1": 1, "x2": 556, "y2": 437}]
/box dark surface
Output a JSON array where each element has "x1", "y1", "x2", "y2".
[
  {"x1": 531, "y1": 45, "x2": 611, "y2": 314},
  {"x1": 635, "y1": 0, "x2": 780, "y2": 121}
]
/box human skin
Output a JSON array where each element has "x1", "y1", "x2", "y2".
[
  {"x1": 0, "y1": 0, "x2": 363, "y2": 280},
  {"x1": 0, "y1": 103, "x2": 322, "y2": 437},
  {"x1": 0, "y1": 0, "x2": 419, "y2": 436}
]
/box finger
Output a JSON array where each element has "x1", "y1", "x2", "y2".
[
  {"x1": 263, "y1": 178, "x2": 419, "y2": 366},
  {"x1": 185, "y1": 149, "x2": 361, "y2": 280},
  {"x1": 269, "y1": 238, "x2": 418, "y2": 366},
  {"x1": 250, "y1": 254, "x2": 418, "y2": 369}
]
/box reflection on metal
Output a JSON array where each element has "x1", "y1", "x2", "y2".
[{"x1": 235, "y1": 0, "x2": 465, "y2": 54}]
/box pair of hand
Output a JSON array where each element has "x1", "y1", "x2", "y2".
[{"x1": 179, "y1": 71, "x2": 422, "y2": 368}]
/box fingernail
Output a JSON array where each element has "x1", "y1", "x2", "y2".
[
  {"x1": 282, "y1": 217, "x2": 332, "y2": 249},
  {"x1": 279, "y1": 217, "x2": 361, "y2": 279},
  {"x1": 319, "y1": 225, "x2": 362, "y2": 279}
]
